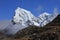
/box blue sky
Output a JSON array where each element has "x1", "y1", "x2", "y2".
[{"x1": 0, "y1": 0, "x2": 60, "y2": 20}]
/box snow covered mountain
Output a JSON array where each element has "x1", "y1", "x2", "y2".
[
  {"x1": 0, "y1": 7, "x2": 59, "y2": 36},
  {"x1": 13, "y1": 7, "x2": 40, "y2": 26},
  {"x1": 13, "y1": 7, "x2": 59, "y2": 27}
]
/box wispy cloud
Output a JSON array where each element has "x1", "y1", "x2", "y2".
[{"x1": 35, "y1": 5, "x2": 44, "y2": 14}]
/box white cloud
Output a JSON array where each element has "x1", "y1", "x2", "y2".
[{"x1": 35, "y1": 5, "x2": 44, "y2": 13}]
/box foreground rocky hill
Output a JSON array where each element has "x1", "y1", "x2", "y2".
[{"x1": 0, "y1": 14, "x2": 60, "y2": 40}]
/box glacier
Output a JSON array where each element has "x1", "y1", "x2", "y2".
[{"x1": 0, "y1": 7, "x2": 59, "y2": 35}]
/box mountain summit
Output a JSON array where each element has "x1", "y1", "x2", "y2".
[{"x1": 13, "y1": 7, "x2": 40, "y2": 26}]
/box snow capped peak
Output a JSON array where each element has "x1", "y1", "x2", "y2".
[
  {"x1": 14, "y1": 7, "x2": 31, "y2": 24},
  {"x1": 41, "y1": 12, "x2": 50, "y2": 15},
  {"x1": 0, "y1": 7, "x2": 59, "y2": 35},
  {"x1": 38, "y1": 12, "x2": 51, "y2": 27},
  {"x1": 13, "y1": 7, "x2": 39, "y2": 26},
  {"x1": 38, "y1": 12, "x2": 51, "y2": 17}
]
